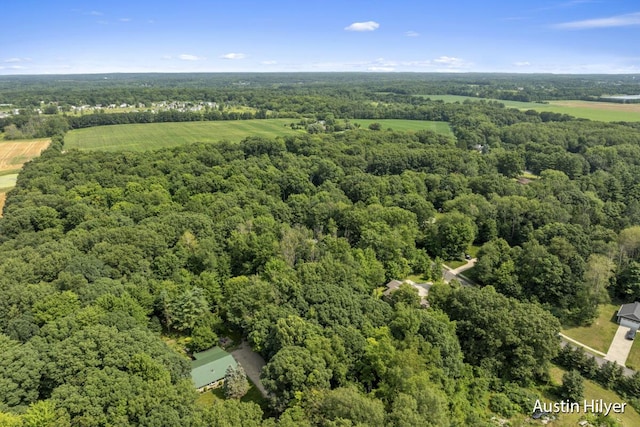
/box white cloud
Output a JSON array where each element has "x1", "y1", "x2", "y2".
[
  {"x1": 345, "y1": 21, "x2": 380, "y2": 32},
  {"x1": 371, "y1": 58, "x2": 397, "y2": 67},
  {"x1": 119, "y1": 18, "x2": 131, "y2": 22},
  {"x1": 555, "y1": 12, "x2": 640, "y2": 29},
  {"x1": 87, "y1": 11, "x2": 103, "y2": 16},
  {"x1": 222, "y1": 53, "x2": 246, "y2": 60},
  {"x1": 5, "y1": 58, "x2": 24, "y2": 63},
  {"x1": 434, "y1": 56, "x2": 464, "y2": 65},
  {"x1": 396, "y1": 56, "x2": 472, "y2": 70},
  {"x1": 367, "y1": 66, "x2": 395, "y2": 72},
  {"x1": 261, "y1": 60, "x2": 277, "y2": 65},
  {"x1": 161, "y1": 55, "x2": 172, "y2": 60},
  {"x1": 401, "y1": 60, "x2": 432, "y2": 67},
  {"x1": 404, "y1": 31, "x2": 420, "y2": 37},
  {"x1": 178, "y1": 54, "x2": 205, "y2": 61},
  {"x1": 535, "y1": 0, "x2": 598, "y2": 12},
  {"x1": 514, "y1": 61, "x2": 531, "y2": 66}
]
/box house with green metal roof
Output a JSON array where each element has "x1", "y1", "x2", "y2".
[{"x1": 190, "y1": 346, "x2": 238, "y2": 391}]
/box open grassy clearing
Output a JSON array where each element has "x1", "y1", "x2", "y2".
[
  {"x1": 444, "y1": 244, "x2": 481, "y2": 270},
  {"x1": 65, "y1": 119, "x2": 454, "y2": 152},
  {"x1": 421, "y1": 94, "x2": 640, "y2": 122},
  {"x1": 545, "y1": 365, "x2": 640, "y2": 427},
  {"x1": 625, "y1": 338, "x2": 640, "y2": 371},
  {"x1": 561, "y1": 303, "x2": 620, "y2": 353},
  {"x1": 445, "y1": 259, "x2": 467, "y2": 269},
  {"x1": 195, "y1": 378, "x2": 267, "y2": 410},
  {"x1": 0, "y1": 173, "x2": 18, "y2": 190},
  {"x1": 65, "y1": 119, "x2": 301, "y2": 151},
  {"x1": 351, "y1": 119, "x2": 454, "y2": 136}
]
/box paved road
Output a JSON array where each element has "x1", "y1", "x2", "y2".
[
  {"x1": 442, "y1": 258, "x2": 477, "y2": 286},
  {"x1": 231, "y1": 341, "x2": 269, "y2": 397},
  {"x1": 560, "y1": 338, "x2": 635, "y2": 377},
  {"x1": 605, "y1": 325, "x2": 635, "y2": 366},
  {"x1": 450, "y1": 258, "x2": 477, "y2": 275}
]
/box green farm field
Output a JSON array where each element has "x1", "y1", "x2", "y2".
[
  {"x1": 65, "y1": 119, "x2": 454, "y2": 151},
  {"x1": 65, "y1": 119, "x2": 301, "y2": 151},
  {"x1": 352, "y1": 119, "x2": 454, "y2": 136},
  {"x1": 422, "y1": 94, "x2": 640, "y2": 122}
]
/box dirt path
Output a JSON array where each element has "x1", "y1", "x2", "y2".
[{"x1": 231, "y1": 341, "x2": 269, "y2": 398}]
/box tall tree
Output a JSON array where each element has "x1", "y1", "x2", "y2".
[{"x1": 223, "y1": 365, "x2": 250, "y2": 399}]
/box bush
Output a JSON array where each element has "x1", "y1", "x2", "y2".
[{"x1": 489, "y1": 393, "x2": 519, "y2": 417}]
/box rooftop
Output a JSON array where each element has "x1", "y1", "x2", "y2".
[
  {"x1": 191, "y1": 347, "x2": 237, "y2": 389},
  {"x1": 618, "y1": 302, "x2": 640, "y2": 322}
]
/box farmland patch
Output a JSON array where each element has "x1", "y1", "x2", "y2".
[{"x1": 65, "y1": 119, "x2": 300, "y2": 151}]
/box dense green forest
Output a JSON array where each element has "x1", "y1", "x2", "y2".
[
  {"x1": 2, "y1": 73, "x2": 640, "y2": 426},
  {"x1": 1, "y1": 73, "x2": 639, "y2": 106}
]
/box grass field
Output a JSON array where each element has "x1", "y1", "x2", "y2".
[
  {"x1": 352, "y1": 119, "x2": 454, "y2": 136},
  {"x1": 0, "y1": 173, "x2": 18, "y2": 191},
  {"x1": 625, "y1": 338, "x2": 640, "y2": 371},
  {"x1": 421, "y1": 94, "x2": 640, "y2": 122},
  {"x1": 195, "y1": 378, "x2": 268, "y2": 411},
  {"x1": 561, "y1": 303, "x2": 620, "y2": 353},
  {"x1": 65, "y1": 119, "x2": 301, "y2": 151},
  {"x1": 65, "y1": 119, "x2": 454, "y2": 152},
  {"x1": 544, "y1": 365, "x2": 640, "y2": 427}
]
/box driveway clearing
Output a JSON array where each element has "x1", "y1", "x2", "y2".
[
  {"x1": 231, "y1": 341, "x2": 269, "y2": 398},
  {"x1": 604, "y1": 325, "x2": 635, "y2": 366}
]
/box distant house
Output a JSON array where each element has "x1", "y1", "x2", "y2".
[
  {"x1": 190, "y1": 347, "x2": 238, "y2": 392},
  {"x1": 383, "y1": 279, "x2": 432, "y2": 307},
  {"x1": 617, "y1": 302, "x2": 640, "y2": 329}
]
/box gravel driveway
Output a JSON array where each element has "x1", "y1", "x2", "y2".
[{"x1": 231, "y1": 341, "x2": 269, "y2": 397}]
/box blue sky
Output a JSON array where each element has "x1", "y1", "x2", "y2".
[{"x1": 1, "y1": 0, "x2": 639, "y2": 74}]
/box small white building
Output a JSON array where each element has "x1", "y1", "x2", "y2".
[{"x1": 617, "y1": 302, "x2": 640, "y2": 329}]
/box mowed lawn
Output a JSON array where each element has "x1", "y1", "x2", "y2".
[
  {"x1": 625, "y1": 339, "x2": 640, "y2": 371},
  {"x1": 352, "y1": 119, "x2": 454, "y2": 137},
  {"x1": 546, "y1": 365, "x2": 640, "y2": 427},
  {"x1": 421, "y1": 94, "x2": 640, "y2": 122},
  {"x1": 562, "y1": 303, "x2": 620, "y2": 354},
  {"x1": 65, "y1": 119, "x2": 300, "y2": 151}
]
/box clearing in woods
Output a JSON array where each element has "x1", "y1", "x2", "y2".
[
  {"x1": 0, "y1": 138, "x2": 51, "y2": 216},
  {"x1": 352, "y1": 119, "x2": 454, "y2": 136},
  {"x1": 65, "y1": 118, "x2": 455, "y2": 152},
  {"x1": 65, "y1": 119, "x2": 301, "y2": 151}
]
